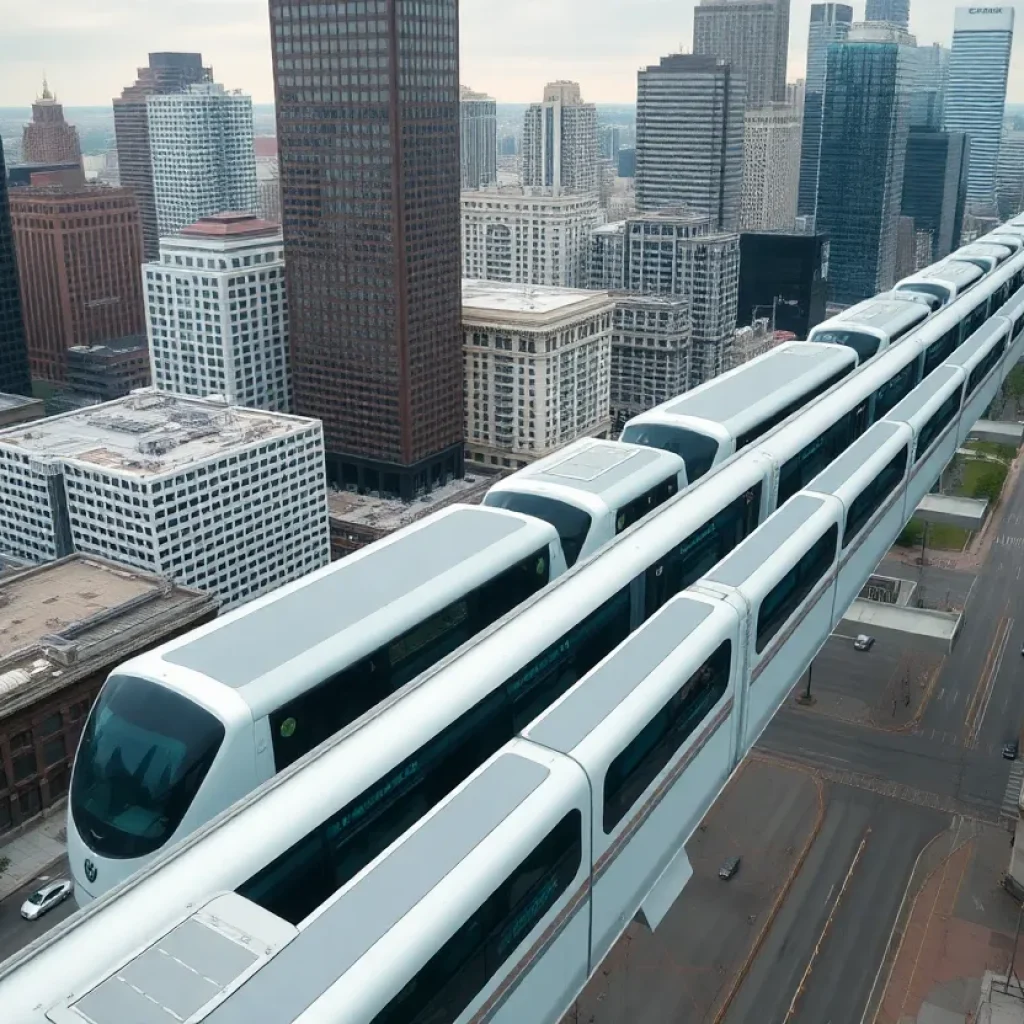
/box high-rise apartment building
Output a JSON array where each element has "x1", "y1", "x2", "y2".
[
  {"x1": 460, "y1": 86, "x2": 497, "y2": 191},
  {"x1": 145, "y1": 213, "x2": 290, "y2": 412},
  {"x1": 21, "y1": 80, "x2": 82, "y2": 167},
  {"x1": 798, "y1": 3, "x2": 854, "y2": 219},
  {"x1": 693, "y1": 0, "x2": 791, "y2": 108},
  {"x1": 114, "y1": 53, "x2": 212, "y2": 260},
  {"x1": 521, "y1": 81, "x2": 598, "y2": 196},
  {"x1": 635, "y1": 55, "x2": 745, "y2": 231},
  {"x1": 0, "y1": 142, "x2": 31, "y2": 396},
  {"x1": 741, "y1": 105, "x2": 801, "y2": 231},
  {"x1": 461, "y1": 187, "x2": 600, "y2": 288},
  {"x1": 462, "y1": 280, "x2": 614, "y2": 467},
  {"x1": 865, "y1": 0, "x2": 910, "y2": 30},
  {"x1": 998, "y1": 129, "x2": 1024, "y2": 220},
  {"x1": 8, "y1": 186, "x2": 145, "y2": 383},
  {"x1": 147, "y1": 83, "x2": 257, "y2": 240},
  {"x1": 943, "y1": 7, "x2": 1015, "y2": 214},
  {"x1": 0, "y1": 390, "x2": 329, "y2": 610},
  {"x1": 270, "y1": 0, "x2": 464, "y2": 501},
  {"x1": 817, "y1": 22, "x2": 915, "y2": 304},
  {"x1": 901, "y1": 127, "x2": 969, "y2": 265}
]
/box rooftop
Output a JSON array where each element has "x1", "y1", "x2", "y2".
[
  {"x1": 462, "y1": 279, "x2": 614, "y2": 322},
  {"x1": 0, "y1": 393, "x2": 42, "y2": 412},
  {"x1": 0, "y1": 555, "x2": 217, "y2": 721},
  {"x1": 179, "y1": 212, "x2": 281, "y2": 240},
  {"x1": 0, "y1": 389, "x2": 318, "y2": 479}
]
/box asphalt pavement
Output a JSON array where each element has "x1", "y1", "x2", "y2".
[{"x1": 0, "y1": 856, "x2": 74, "y2": 964}]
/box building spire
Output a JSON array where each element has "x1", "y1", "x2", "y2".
[{"x1": 41, "y1": 75, "x2": 53, "y2": 101}]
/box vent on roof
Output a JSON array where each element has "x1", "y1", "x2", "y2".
[{"x1": 40, "y1": 636, "x2": 79, "y2": 667}]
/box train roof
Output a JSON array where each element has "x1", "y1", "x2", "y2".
[
  {"x1": 806, "y1": 421, "x2": 907, "y2": 496},
  {"x1": 488, "y1": 439, "x2": 683, "y2": 503},
  {"x1": 943, "y1": 316, "x2": 1009, "y2": 370},
  {"x1": 831, "y1": 297, "x2": 929, "y2": 332},
  {"x1": 957, "y1": 242, "x2": 1012, "y2": 262},
  {"x1": 153, "y1": 505, "x2": 555, "y2": 701},
  {"x1": 899, "y1": 259, "x2": 984, "y2": 289},
  {"x1": 979, "y1": 231, "x2": 1024, "y2": 251},
  {"x1": 642, "y1": 343, "x2": 853, "y2": 433}
]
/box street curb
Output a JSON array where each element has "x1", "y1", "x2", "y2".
[
  {"x1": 0, "y1": 850, "x2": 68, "y2": 907},
  {"x1": 711, "y1": 757, "x2": 827, "y2": 1024}
]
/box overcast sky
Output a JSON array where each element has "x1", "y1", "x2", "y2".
[{"x1": 1, "y1": 0, "x2": 1021, "y2": 108}]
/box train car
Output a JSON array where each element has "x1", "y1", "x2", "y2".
[
  {"x1": 954, "y1": 242, "x2": 1014, "y2": 273},
  {"x1": 620, "y1": 342, "x2": 856, "y2": 480},
  {"x1": 66, "y1": 504, "x2": 566, "y2": 903},
  {"x1": 483, "y1": 438, "x2": 687, "y2": 567},
  {"x1": 942, "y1": 319, "x2": 1011, "y2": 444},
  {"x1": 995, "y1": 290, "x2": 1024, "y2": 381},
  {"x1": 806, "y1": 297, "x2": 931, "y2": 361},
  {"x1": 895, "y1": 259, "x2": 985, "y2": 307}
]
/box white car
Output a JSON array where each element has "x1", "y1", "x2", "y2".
[{"x1": 20, "y1": 879, "x2": 73, "y2": 920}]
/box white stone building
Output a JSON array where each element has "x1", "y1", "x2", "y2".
[
  {"x1": 741, "y1": 105, "x2": 802, "y2": 231},
  {"x1": 0, "y1": 390, "x2": 329, "y2": 609},
  {"x1": 462, "y1": 280, "x2": 614, "y2": 469},
  {"x1": 147, "y1": 82, "x2": 257, "y2": 239},
  {"x1": 461, "y1": 187, "x2": 601, "y2": 288},
  {"x1": 522, "y1": 81, "x2": 599, "y2": 196},
  {"x1": 145, "y1": 213, "x2": 290, "y2": 412}
]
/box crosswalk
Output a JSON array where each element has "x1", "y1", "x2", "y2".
[
  {"x1": 1001, "y1": 761, "x2": 1024, "y2": 822},
  {"x1": 995, "y1": 535, "x2": 1024, "y2": 549}
]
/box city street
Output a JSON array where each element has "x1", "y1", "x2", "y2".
[{"x1": 0, "y1": 856, "x2": 73, "y2": 964}]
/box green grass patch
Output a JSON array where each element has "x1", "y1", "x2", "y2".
[
  {"x1": 964, "y1": 440, "x2": 1017, "y2": 463},
  {"x1": 897, "y1": 519, "x2": 969, "y2": 552}
]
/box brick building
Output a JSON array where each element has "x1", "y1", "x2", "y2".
[
  {"x1": 21, "y1": 80, "x2": 82, "y2": 168},
  {"x1": 8, "y1": 185, "x2": 146, "y2": 383},
  {"x1": 0, "y1": 556, "x2": 217, "y2": 838}
]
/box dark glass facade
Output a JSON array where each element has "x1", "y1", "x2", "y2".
[
  {"x1": 738, "y1": 232, "x2": 829, "y2": 339},
  {"x1": 0, "y1": 140, "x2": 31, "y2": 396},
  {"x1": 901, "y1": 127, "x2": 969, "y2": 265},
  {"x1": 270, "y1": 0, "x2": 464, "y2": 500},
  {"x1": 817, "y1": 36, "x2": 911, "y2": 305},
  {"x1": 865, "y1": 0, "x2": 909, "y2": 30}
]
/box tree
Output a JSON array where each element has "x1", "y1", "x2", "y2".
[
  {"x1": 898, "y1": 520, "x2": 924, "y2": 547},
  {"x1": 971, "y1": 466, "x2": 1007, "y2": 504}
]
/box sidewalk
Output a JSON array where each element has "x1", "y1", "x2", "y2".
[{"x1": 0, "y1": 813, "x2": 68, "y2": 904}]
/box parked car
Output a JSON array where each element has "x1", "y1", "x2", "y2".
[
  {"x1": 854, "y1": 635, "x2": 875, "y2": 652},
  {"x1": 1004, "y1": 740, "x2": 1019, "y2": 761},
  {"x1": 719, "y1": 856, "x2": 741, "y2": 880},
  {"x1": 20, "y1": 879, "x2": 73, "y2": 921}
]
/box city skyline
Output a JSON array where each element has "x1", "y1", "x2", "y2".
[{"x1": 2, "y1": 0, "x2": 1023, "y2": 108}]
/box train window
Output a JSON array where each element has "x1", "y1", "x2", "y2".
[
  {"x1": 474, "y1": 547, "x2": 552, "y2": 629},
  {"x1": 755, "y1": 525, "x2": 838, "y2": 655},
  {"x1": 735, "y1": 372, "x2": 843, "y2": 452},
  {"x1": 915, "y1": 391, "x2": 962, "y2": 464},
  {"x1": 615, "y1": 475, "x2": 679, "y2": 535},
  {"x1": 372, "y1": 811, "x2": 582, "y2": 1024},
  {"x1": 961, "y1": 303, "x2": 988, "y2": 341},
  {"x1": 1014, "y1": 312, "x2": 1024, "y2": 340},
  {"x1": 843, "y1": 448, "x2": 908, "y2": 549},
  {"x1": 967, "y1": 337, "x2": 1007, "y2": 396},
  {"x1": 872, "y1": 363, "x2": 917, "y2": 423},
  {"x1": 603, "y1": 641, "x2": 731, "y2": 832},
  {"x1": 923, "y1": 329, "x2": 958, "y2": 377},
  {"x1": 644, "y1": 484, "x2": 763, "y2": 619},
  {"x1": 245, "y1": 591, "x2": 629, "y2": 924},
  {"x1": 813, "y1": 330, "x2": 880, "y2": 363},
  {"x1": 485, "y1": 491, "x2": 592, "y2": 568},
  {"x1": 777, "y1": 416, "x2": 854, "y2": 506},
  {"x1": 621, "y1": 424, "x2": 720, "y2": 482}
]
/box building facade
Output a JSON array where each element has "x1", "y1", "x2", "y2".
[
  {"x1": 462, "y1": 280, "x2": 613, "y2": 468},
  {"x1": 0, "y1": 556, "x2": 217, "y2": 838},
  {"x1": 0, "y1": 390, "x2": 329, "y2": 610},
  {"x1": 998, "y1": 129, "x2": 1024, "y2": 221},
  {"x1": 270, "y1": 0, "x2": 464, "y2": 501},
  {"x1": 908, "y1": 43, "x2": 949, "y2": 130},
  {"x1": 817, "y1": 23, "x2": 915, "y2": 304},
  {"x1": 147, "y1": 83, "x2": 257, "y2": 240},
  {"x1": 21, "y1": 80, "x2": 82, "y2": 167},
  {"x1": 943, "y1": 7, "x2": 1014, "y2": 214},
  {"x1": 798, "y1": 3, "x2": 854, "y2": 218},
  {"x1": 0, "y1": 141, "x2": 31, "y2": 396},
  {"x1": 8, "y1": 185, "x2": 146, "y2": 383},
  {"x1": 741, "y1": 105, "x2": 801, "y2": 231},
  {"x1": 609, "y1": 294, "x2": 691, "y2": 431},
  {"x1": 901, "y1": 127, "x2": 969, "y2": 265},
  {"x1": 460, "y1": 86, "x2": 497, "y2": 191},
  {"x1": 145, "y1": 213, "x2": 289, "y2": 412},
  {"x1": 693, "y1": 0, "x2": 791, "y2": 108},
  {"x1": 521, "y1": 81, "x2": 598, "y2": 197},
  {"x1": 114, "y1": 52, "x2": 212, "y2": 260},
  {"x1": 635, "y1": 54, "x2": 745, "y2": 232},
  {"x1": 864, "y1": 0, "x2": 910, "y2": 30},
  {"x1": 49, "y1": 335, "x2": 152, "y2": 415},
  {"x1": 461, "y1": 187, "x2": 600, "y2": 288},
  {"x1": 738, "y1": 231, "x2": 829, "y2": 338}
]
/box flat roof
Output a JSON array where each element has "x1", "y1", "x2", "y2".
[
  {"x1": 178, "y1": 213, "x2": 281, "y2": 240},
  {"x1": 0, "y1": 389, "x2": 317, "y2": 478},
  {"x1": 461, "y1": 279, "x2": 613, "y2": 321},
  {"x1": 0, "y1": 556, "x2": 215, "y2": 721},
  {"x1": 0, "y1": 393, "x2": 42, "y2": 411},
  {"x1": 328, "y1": 473, "x2": 494, "y2": 531}
]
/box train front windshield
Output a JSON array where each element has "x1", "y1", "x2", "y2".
[
  {"x1": 70, "y1": 675, "x2": 225, "y2": 859},
  {"x1": 621, "y1": 423, "x2": 720, "y2": 481},
  {"x1": 812, "y1": 329, "x2": 881, "y2": 363}
]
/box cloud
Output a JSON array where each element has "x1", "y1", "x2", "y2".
[{"x1": 0, "y1": 0, "x2": 1020, "y2": 107}]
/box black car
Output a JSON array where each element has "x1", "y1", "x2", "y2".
[{"x1": 1004, "y1": 739, "x2": 1019, "y2": 760}]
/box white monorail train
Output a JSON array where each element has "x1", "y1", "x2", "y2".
[{"x1": 8, "y1": 281, "x2": 1024, "y2": 1021}]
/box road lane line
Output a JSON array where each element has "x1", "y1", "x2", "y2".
[
  {"x1": 973, "y1": 616, "x2": 1013, "y2": 748},
  {"x1": 964, "y1": 612, "x2": 1008, "y2": 747}
]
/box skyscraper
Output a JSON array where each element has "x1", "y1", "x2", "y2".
[
  {"x1": 521, "y1": 82, "x2": 598, "y2": 196},
  {"x1": 270, "y1": 0, "x2": 463, "y2": 499},
  {"x1": 943, "y1": 6, "x2": 1015, "y2": 214},
  {"x1": 114, "y1": 52, "x2": 212, "y2": 259},
  {"x1": 798, "y1": 3, "x2": 854, "y2": 218},
  {"x1": 997, "y1": 129, "x2": 1024, "y2": 220},
  {"x1": 147, "y1": 83, "x2": 257, "y2": 240},
  {"x1": 864, "y1": 0, "x2": 910, "y2": 30},
  {"x1": 21, "y1": 80, "x2": 82, "y2": 167},
  {"x1": 901, "y1": 127, "x2": 969, "y2": 264},
  {"x1": 693, "y1": 0, "x2": 791, "y2": 108},
  {"x1": 460, "y1": 87, "x2": 497, "y2": 190},
  {"x1": 741, "y1": 105, "x2": 802, "y2": 231},
  {"x1": 0, "y1": 141, "x2": 31, "y2": 396},
  {"x1": 816, "y1": 22, "x2": 915, "y2": 304},
  {"x1": 635, "y1": 55, "x2": 745, "y2": 231},
  {"x1": 907, "y1": 43, "x2": 949, "y2": 130}
]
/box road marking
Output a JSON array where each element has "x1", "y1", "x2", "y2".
[
  {"x1": 963, "y1": 611, "x2": 1011, "y2": 749},
  {"x1": 784, "y1": 830, "x2": 870, "y2": 1024},
  {"x1": 970, "y1": 615, "x2": 1013, "y2": 749},
  {"x1": 1001, "y1": 762, "x2": 1024, "y2": 822}
]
